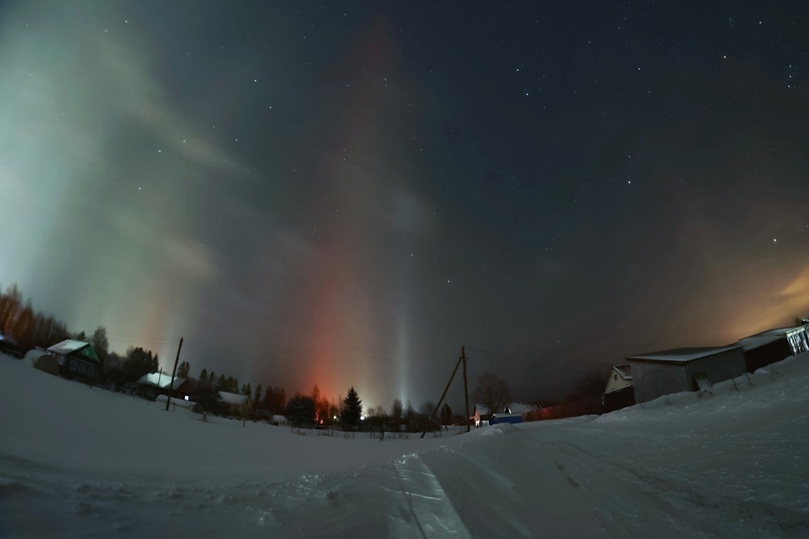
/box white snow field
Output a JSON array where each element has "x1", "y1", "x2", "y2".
[{"x1": 1, "y1": 353, "x2": 808, "y2": 538}]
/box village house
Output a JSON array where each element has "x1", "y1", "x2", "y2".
[
  {"x1": 603, "y1": 365, "x2": 635, "y2": 412},
  {"x1": 46, "y1": 339, "x2": 102, "y2": 382}
]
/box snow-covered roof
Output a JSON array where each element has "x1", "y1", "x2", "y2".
[
  {"x1": 505, "y1": 403, "x2": 539, "y2": 414},
  {"x1": 473, "y1": 404, "x2": 491, "y2": 416},
  {"x1": 611, "y1": 365, "x2": 632, "y2": 380},
  {"x1": 137, "y1": 372, "x2": 187, "y2": 390},
  {"x1": 218, "y1": 391, "x2": 250, "y2": 405},
  {"x1": 737, "y1": 335, "x2": 784, "y2": 352},
  {"x1": 47, "y1": 340, "x2": 89, "y2": 355},
  {"x1": 627, "y1": 345, "x2": 741, "y2": 364}
]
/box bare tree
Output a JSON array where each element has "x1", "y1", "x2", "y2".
[{"x1": 473, "y1": 372, "x2": 512, "y2": 416}]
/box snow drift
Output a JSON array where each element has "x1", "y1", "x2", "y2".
[{"x1": 1, "y1": 352, "x2": 808, "y2": 538}]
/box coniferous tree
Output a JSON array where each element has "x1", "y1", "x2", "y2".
[
  {"x1": 199, "y1": 369, "x2": 208, "y2": 386},
  {"x1": 286, "y1": 394, "x2": 315, "y2": 427},
  {"x1": 91, "y1": 326, "x2": 109, "y2": 368},
  {"x1": 340, "y1": 387, "x2": 363, "y2": 427},
  {"x1": 253, "y1": 384, "x2": 262, "y2": 408},
  {"x1": 177, "y1": 361, "x2": 190, "y2": 378}
]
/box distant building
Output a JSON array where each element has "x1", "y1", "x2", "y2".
[
  {"x1": 46, "y1": 339, "x2": 102, "y2": 382},
  {"x1": 485, "y1": 403, "x2": 541, "y2": 425},
  {"x1": 626, "y1": 345, "x2": 746, "y2": 404},
  {"x1": 137, "y1": 371, "x2": 189, "y2": 399},
  {"x1": 472, "y1": 404, "x2": 491, "y2": 427},
  {"x1": 218, "y1": 391, "x2": 252, "y2": 417},
  {"x1": 603, "y1": 365, "x2": 635, "y2": 412}
]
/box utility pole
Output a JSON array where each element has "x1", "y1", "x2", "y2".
[
  {"x1": 165, "y1": 337, "x2": 183, "y2": 411},
  {"x1": 462, "y1": 346, "x2": 470, "y2": 433},
  {"x1": 420, "y1": 351, "x2": 463, "y2": 439},
  {"x1": 420, "y1": 345, "x2": 471, "y2": 438}
]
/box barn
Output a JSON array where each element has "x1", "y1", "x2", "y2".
[
  {"x1": 626, "y1": 345, "x2": 746, "y2": 404},
  {"x1": 46, "y1": 339, "x2": 102, "y2": 382}
]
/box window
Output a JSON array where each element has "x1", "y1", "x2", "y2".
[
  {"x1": 614, "y1": 374, "x2": 618, "y2": 380},
  {"x1": 87, "y1": 366, "x2": 95, "y2": 377},
  {"x1": 78, "y1": 363, "x2": 87, "y2": 374},
  {"x1": 69, "y1": 360, "x2": 78, "y2": 371}
]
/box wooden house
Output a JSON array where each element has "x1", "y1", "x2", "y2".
[
  {"x1": 46, "y1": 339, "x2": 102, "y2": 382},
  {"x1": 603, "y1": 365, "x2": 635, "y2": 412}
]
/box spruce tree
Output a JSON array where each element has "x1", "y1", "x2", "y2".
[{"x1": 340, "y1": 386, "x2": 363, "y2": 427}]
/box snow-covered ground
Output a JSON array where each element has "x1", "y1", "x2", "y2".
[{"x1": 1, "y1": 353, "x2": 808, "y2": 538}]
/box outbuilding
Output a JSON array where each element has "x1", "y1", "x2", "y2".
[{"x1": 626, "y1": 345, "x2": 746, "y2": 404}]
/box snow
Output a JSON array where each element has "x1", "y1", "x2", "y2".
[
  {"x1": 628, "y1": 344, "x2": 741, "y2": 363},
  {"x1": 2, "y1": 352, "x2": 809, "y2": 538},
  {"x1": 45, "y1": 339, "x2": 90, "y2": 356}
]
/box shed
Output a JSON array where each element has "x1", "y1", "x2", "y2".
[
  {"x1": 626, "y1": 345, "x2": 746, "y2": 404},
  {"x1": 46, "y1": 339, "x2": 102, "y2": 381},
  {"x1": 737, "y1": 334, "x2": 792, "y2": 373},
  {"x1": 489, "y1": 413, "x2": 523, "y2": 425}
]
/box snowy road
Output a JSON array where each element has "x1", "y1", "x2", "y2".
[{"x1": 2, "y1": 354, "x2": 809, "y2": 538}]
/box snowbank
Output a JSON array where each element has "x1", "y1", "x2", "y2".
[{"x1": 1, "y1": 350, "x2": 808, "y2": 538}]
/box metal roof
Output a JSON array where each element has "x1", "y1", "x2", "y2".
[
  {"x1": 737, "y1": 335, "x2": 784, "y2": 351},
  {"x1": 627, "y1": 345, "x2": 741, "y2": 364}
]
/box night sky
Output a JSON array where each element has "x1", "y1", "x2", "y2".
[{"x1": 2, "y1": 1, "x2": 808, "y2": 409}]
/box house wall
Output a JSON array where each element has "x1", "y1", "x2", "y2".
[
  {"x1": 604, "y1": 387, "x2": 635, "y2": 412},
  {"x1": 628, "y1": 361, "x2": 690, "y2": 404},
  {"x1": 744, "y1": 339, "x2": 792, "y2": 372},
  {"x1": 604, "y1": 373, "x2": 632, "y2": 393},
  {"x1": 684, "y1": 349, "x2": 746, "y2": 389}
]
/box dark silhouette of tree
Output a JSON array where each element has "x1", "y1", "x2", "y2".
[
  {"x1": 473, "y1": 372, "x2": 512, "y2": 416},
  {"x1": 124, "y1": 347, "x2": 159, "y2": 380},
  {"x1": 286, "y1": 394, "x2": 316, "y2": 427},
  {"x1": 566, "y1": 366, "x2": 607, "y2": 402},
  {"x1": 340, "y1": 387, "x2": 363, "y2": 427},
  {"x1": 440, "y1": 403, "x2": 453, "y2": 425},
  {"x1": 390, "y1": 398, "x2": 403, "y2": 424},
  {"x1": 264, "y1": 386, "x2": 287, "y2": 415},
  {"x1": 91, "y1": 326, "x2": 109, "y2": 368},
  {"x1": 177, "y1": 361, "x2": 190, "y2": 379},
  {"x1": 253, "y1": 384, "x2": 262, "y2": 408}
]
